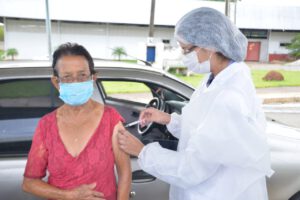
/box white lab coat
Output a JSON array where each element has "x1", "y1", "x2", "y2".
[{"x1": 138, "y1": 62, "x2": 274, "y2": 200}]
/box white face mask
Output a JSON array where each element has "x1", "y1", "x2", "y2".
[{"x1": 182, "y1": 51, "x2": 212, "y2": 74}]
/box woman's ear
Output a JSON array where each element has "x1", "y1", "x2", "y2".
[
  {"x1": 92, "y1": 73, "x2": 98, "y2": 81},
  {"x1": 51, "y1": 76, "x2": 59, "y2": 90}
]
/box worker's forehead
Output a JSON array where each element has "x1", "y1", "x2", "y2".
[{"x1": 178, "y1": 41, "x2": 193, "y2": 49}]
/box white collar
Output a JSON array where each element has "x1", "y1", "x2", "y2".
[{"x1": 206, "y1": 62, "x2": 246, "y2": 89}]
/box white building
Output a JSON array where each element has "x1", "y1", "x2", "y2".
[{"x1": 0, "y1": 0, "x2": 299, "y2": 63}]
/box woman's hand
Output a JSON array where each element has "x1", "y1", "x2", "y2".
[
  {"x1": 139, "y1": 107, "x2": 171, "y2": 127},
  {"x1": 118, "y1": 127, "x2": 144, "y2": 157},
  {"x1": 67, "y1": 183, "x2": 105, "y2": 200}
]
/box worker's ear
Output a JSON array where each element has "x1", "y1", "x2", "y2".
[{"x1": 51, "y1": 76, "x2": 59, "y2": 90}]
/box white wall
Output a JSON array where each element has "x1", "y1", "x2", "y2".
[
  {"x1": 4, "y1": 18, "x2": 176, "y2": 60},
  {"x1": 7, "y1": 18, "x2": 298, "y2": 63},
  {"x1": 5, "y1": 18, "x2": 48, "y2": 59},
  {"x1": 268, "y1": 31, "x2": 297, "y2": 54}
]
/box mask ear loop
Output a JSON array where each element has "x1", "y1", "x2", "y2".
[
  {"x1": 208, "y1": 52, "x2": 213, "y2": 61},
  {"x1": 207, "y1": 52, "x2": 215, "y2": 67}
]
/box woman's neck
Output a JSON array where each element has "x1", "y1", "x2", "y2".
[
  {"x1": 211, "y1": 58, "x2": 231, "y2": 77},
  {"x1": 62, "y1": 99, "x2": 95, "y2": 117}
]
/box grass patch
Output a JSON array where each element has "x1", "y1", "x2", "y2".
[
  {"x1": 120, "y1": 59, "x2": 137, "y2": 64},
  {"x1": 101, "y1": 81, "x2": 150, "y2": 94},
  {"x1": 0, "y1": 25, "x2": 4, "y2": 42},
  {"x1": 174, "y1": 70, "x2": 300, "y2": 88},
  {"x1": 175, "y1": 74, "x2": 205, "y2": 88},
  {"x1": 251, "y1": 70, "x2": 300, "y2": 88}
]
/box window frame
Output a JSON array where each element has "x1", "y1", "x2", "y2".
[{"x1": 97, "y1": 78, "x2": 188, "y2": 105}]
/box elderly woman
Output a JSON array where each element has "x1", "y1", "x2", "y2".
[
  {"x1": 118, "y1": 7, "x2": 273, "y2": 200},
  {"x1": 22, "y1": 43, "x2": 131, "y2": 200}
]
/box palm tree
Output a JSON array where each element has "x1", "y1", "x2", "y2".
[
  {"x1": 112, "y1": 47, "x2": 127, "y2": 61},
  {"x1": 6, "y1": 48, "x2": 18, "y2": 60}
]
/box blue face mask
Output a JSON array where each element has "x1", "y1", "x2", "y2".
[{"x1": 59, "y1": 80, "x2": 94, "y2": 106}]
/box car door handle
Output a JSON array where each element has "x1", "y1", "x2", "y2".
[
  {"x1": 130, "y1": 191, "x2": 136, "y2": 198},
  {"x1": 132, "y1": 170, "x2": 156, "y2": 183}
]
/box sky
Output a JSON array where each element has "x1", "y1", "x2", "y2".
[
  {"x1": 0, "y1": 0, "x2": 299, "y2": 26},
  {"x1": 241, "y1": 0, "x2": 300, "y2": 6}
]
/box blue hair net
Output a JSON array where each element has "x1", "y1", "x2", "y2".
[{"x1": 175, "y1": 7, "x2": 248, "y2": 62}]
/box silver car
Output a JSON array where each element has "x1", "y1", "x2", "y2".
[{"x1": 0, "y1": 61, "x2": 300, "y2": 200}]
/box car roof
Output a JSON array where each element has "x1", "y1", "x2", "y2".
[
  {"x1": 0, "y1": 60, "x2": 194, "y2": 89},
  {"x1": 0, "y1": 60, "x2": 156, "y2": 70},
  {"x1": 0, "y1": 60, "x2": 165, "y2": 75}
]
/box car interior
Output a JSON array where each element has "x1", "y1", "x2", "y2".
[{"x1": 98, "y1": 79, "x2": 189, "y2": 151}]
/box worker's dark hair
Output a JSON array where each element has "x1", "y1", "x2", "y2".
[
  {"x1": 216, "y1": 52, "x2": 230, "y2": 61},
  {"x1": 52, "y1": 42, "x2": 95, "y2": 76}
]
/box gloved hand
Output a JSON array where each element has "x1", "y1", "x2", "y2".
[{"x1": 139, "y1": 107, "x2": 171, "y2": 127}]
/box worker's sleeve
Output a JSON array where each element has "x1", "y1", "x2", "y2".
[
  {"x1": 166, "y1": 112, "x2": 182, "y2": 139},
  {"x1": 138, "y1": 90, "x2": 273, "y2": 189},
  {"x1": 138, "y1": 142, "x2": 220, "y2": 189}
]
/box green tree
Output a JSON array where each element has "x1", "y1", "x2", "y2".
[
  {"x1": 0, "y1": 25, "x2": 4, "y2": 41},
  {"x1": 112, "y1": 47, "x2": 127, "y2": 61},
  {"x1": 6, "y1": 48, "x2": 18, "y2": 60},
  {"x1": 286, "y1": 34, "x2": 300, "y2": 59},
  {"x1": 0, "y1": 49, "x2": 5, "y2": 60}
]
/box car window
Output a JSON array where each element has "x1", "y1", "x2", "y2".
[
  {"x1": 100, "y1": 80, "x2": 153, "y2": 104},
  {"x1": 0, "y1": 79, "x2": 62, "y2": 156}
]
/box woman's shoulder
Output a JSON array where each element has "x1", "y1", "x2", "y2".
[
  {"x1": 104, "y1": 105, "x2": 120, "y2": 116},
  {"x1": 103, "y1": 105, "x2": 125, "y2": 125},
  {"x1": 37, "y1": 109, "x2": 57, "y2": 128}
]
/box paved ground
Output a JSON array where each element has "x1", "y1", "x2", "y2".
[
  {"x1": 256, "y1": 86, "x2": 300, "y2": 104},
  {"x1": 263, "y1": 103, "x2": 300, "y2": 129},
  {"x1": 257, "y1": 85, "x2": 300, "y2": 129}
]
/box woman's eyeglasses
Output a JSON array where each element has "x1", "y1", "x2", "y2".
[{"x1": 58, "y1": 73, "x2": 92, "y2": 83}]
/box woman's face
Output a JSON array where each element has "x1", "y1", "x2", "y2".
[
  {"x1": 179, "y1": 42, "x2": 212, "y2": 63},
  {"x1": 51, "y1": 55, "x2": 94, "y2": 89}
]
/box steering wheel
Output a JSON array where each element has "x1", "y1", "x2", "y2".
[{"x1": 138, "y1": 97, "x2": 165, "y2": 135}]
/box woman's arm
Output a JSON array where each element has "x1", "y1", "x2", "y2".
[
  {"x1": 112, "y1": 122, "x2": 132, "y2": 200},
  {"x1": 23, "y1": 178, "x2": 68, "y2": 199},
  {"x1": 22, "y1": 178, "x2": 104, "y2": 200}
]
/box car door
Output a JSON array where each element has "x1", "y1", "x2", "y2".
[{"x1": 0, "y1": 78, "x2": 64, "y2": 200}]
